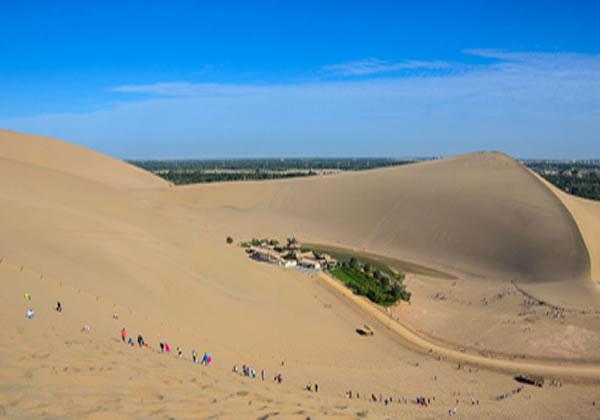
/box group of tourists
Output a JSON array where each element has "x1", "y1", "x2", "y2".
[
  {"x1": 121, "y1": 328, "x2": 142, "y2": 347},
  {"x1": 199, "y1": 352, "x2": 212, "y2": 365},
  {"x1": 21, "y1": 288, "x2": 214, "y2": 371},
  {"x1": 305, "y1": 382, "x2": 319, "y2": 392},
  {"x1": 120, "y1": 327, "x2": 212, "y2": 367},
  {"x1": 19, "y1": 293, "x2": 457, "y2": 416},
  {"x1": 370, "y1": 394, "x2": 409, "y2": 406},
  {"x1": 345, "y1": 390, "x2": 432, "y2": 409},
  {"x1": 233, "y1": 364, "x2": 278, "y2": 383},
  {"x1": 496, "y1": 386, "x2": 523, "y2": 401},
  {"x1": 18, "y1": 288, "x2": 462, "y2": 417},
  {"x1": 17, "y1": 287, "x2": 559, "y2": 417},
  {"x1": 232, "y1": 364, "x2": 283, "y2": 384}
]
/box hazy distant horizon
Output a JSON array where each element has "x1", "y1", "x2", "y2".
[{"x1": 125, "y1": 155, "x2": 599, "y2": 162}]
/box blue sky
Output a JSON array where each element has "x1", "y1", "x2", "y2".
[{"x1": 1, "y1": 1, "x2": 599, "y2": 158}]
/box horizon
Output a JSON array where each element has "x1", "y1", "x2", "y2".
[
  {"x1": 124, "y1": 155, "x2": 600, "y2": 162},
  {"x1": 1, "y1": 1, "x2": 599, "y2": 159}
]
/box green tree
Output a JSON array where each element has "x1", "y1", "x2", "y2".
[{"x1": 378, "y1": 275, "x2": 390, "y2": 289}]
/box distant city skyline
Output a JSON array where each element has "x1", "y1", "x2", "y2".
[{"x1": 1, "y1": 1, "x2": 599, "y2": 159}]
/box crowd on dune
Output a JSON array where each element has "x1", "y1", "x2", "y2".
[
  {"x1": 22, "y1": 290, "x2": 216, "y2": 367},
  {"x1": 232, "y1": 364, "x2": 284, "y2": 384},
  {"x1": 21, "y1": 289, "x2": 453, "y2": 414},
  {"x1": 119, "y1": 326, "x2": 213, "y2": 366},
  {"x1": 18, "y1": 289, "x2": 500, "y2": 417},
  {"x1": 343, "y1": 388, "x2": 439, "y2": 410},
  {"x1": 23, "y1": 286, "x2": 588, "y2": 417}
]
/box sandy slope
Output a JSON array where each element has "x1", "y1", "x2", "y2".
[
  {"x1": 1, "y1": 130, "x2": 600, "y2": 418},
  {"x1": 2, "y1": 252, "x2": 599, "y2": 419},
  {"x1": 0, "y1": 129, "x2": 167, "y2": 190},
  {"x1": 546, "y1": 184, "x2": 600, "y2": 284}
]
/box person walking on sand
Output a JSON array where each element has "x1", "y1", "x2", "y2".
[
  {"x1": 26, "y1": 308, "x2": 35, "y2": 319},
  {"x1": 121, "y1": 327, "x2": 127, "y2": 343},
  {"x1": 55, "y1": 301, "x2": 62, "y2": 312},
  {"x1": 192, "y1": 349, "x2": 198, "y2": 363},
  {"x1": 202, "y1": 353, "x2": 212, "y2": 366},
  {"x1": 137, "y1": 334, "x2": 144, "y2": 348}
]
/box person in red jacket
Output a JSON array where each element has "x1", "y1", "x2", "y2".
[{"x1": 121, "y1": 327, "x2": 127, "y2": 343}]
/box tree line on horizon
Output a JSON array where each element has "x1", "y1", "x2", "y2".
[
  {"x1": 129, "y1": 157, "x2": 600, "y2": 202},
  {"x1": 525, "y1": 161, "x2": 600, "y2": 201},
  {"x1": 129, "y1": 158, "x2": 417, "y2": 185}
]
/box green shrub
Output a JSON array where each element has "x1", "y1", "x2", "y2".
[{"x1": 329, "y1": 262, "x2": 410, "y2": 306}]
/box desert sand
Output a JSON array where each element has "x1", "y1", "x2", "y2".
[{"x1": 1, "y1": 128, "x2": 600, "y2": 419}]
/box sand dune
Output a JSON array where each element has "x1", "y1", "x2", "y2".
[
  {"x1": 1, "y1": 130, "x2": 600, "y2": 418},
  {"x1": 546, "y1": 184, "x2": 600, "y2": 284},
  {"x1": 165, "y1": 152, "x2": 598, "y2": 308},
  {"x1": 0, "y1": 129, "x2": 166, "y2": 190}
]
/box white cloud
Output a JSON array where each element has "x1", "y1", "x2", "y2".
[
  {"x1": 2, "y1": 50, "x2": 600, "y2": 158},
  {"x1": 464, "y1": 48, "x2": 600, "y2": 73},
  {"x1": 110, "y1": 82, "x2": 256, "y2": 97},
  {"x1": 322, "y1": 57, "x2": 451, "y2": 76}
]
